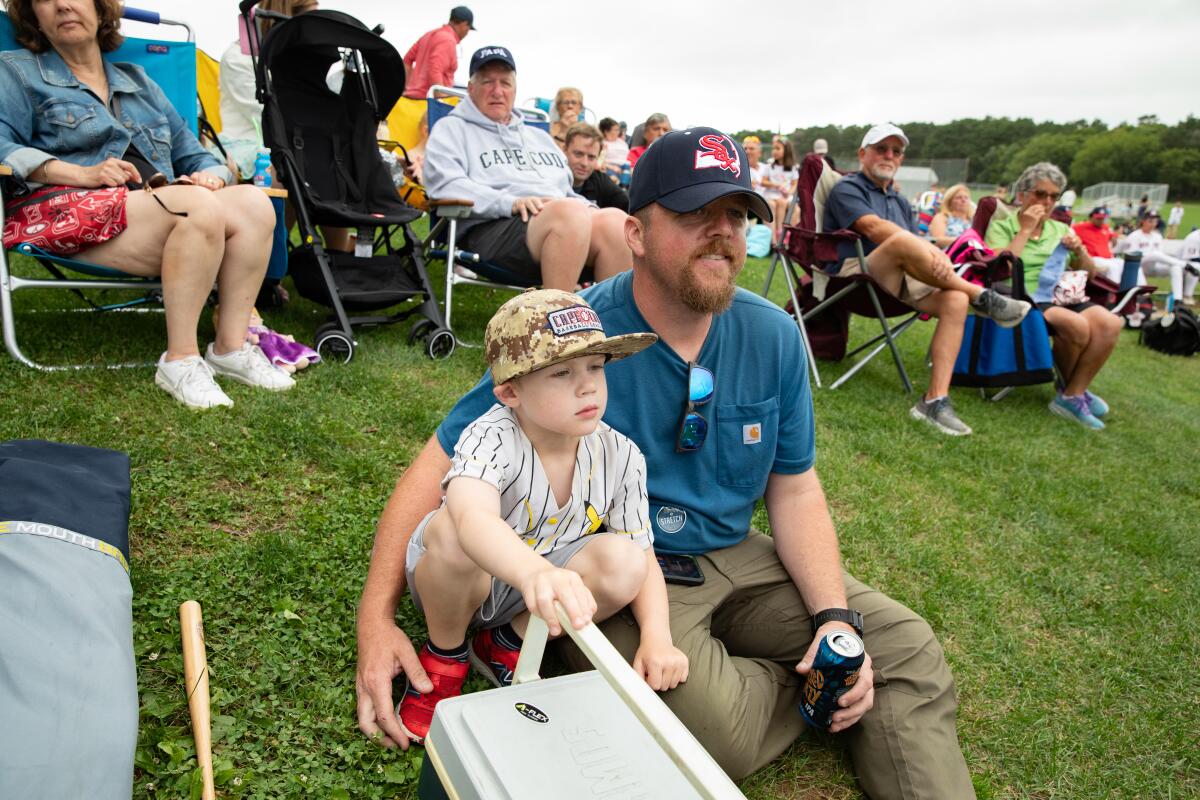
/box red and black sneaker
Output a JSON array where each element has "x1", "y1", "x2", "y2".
[
  {"x1": 469, "y1": 627, "x2": 522, "y2": 688},
  {"x1": 396, "y1": 642, "x2": 469, "y2": 743}
]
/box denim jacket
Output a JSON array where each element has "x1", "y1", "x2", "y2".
[{"x1": 0, "y1": 48, "x2": 231, "y2": 190}]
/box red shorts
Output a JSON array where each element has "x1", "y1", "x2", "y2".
[{"x1": 3, "y1": 185, "x2": 129, "y2": 256}]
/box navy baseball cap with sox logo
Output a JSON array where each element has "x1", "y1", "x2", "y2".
[{"x1": 628, "y1": 127, "x2": 773, "y2": 222}]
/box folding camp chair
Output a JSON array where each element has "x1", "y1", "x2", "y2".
[
  {"x1": 775, "y1": 153, "x2": 925, "y2": 392},
  {"x1": 971, "y1": 197, "x2": 1155, "y2": 322},
  {"x1": 193, "y1": 47, "x2": 233, "y2": 175},
  {"x1": 760, "y1": 194, "x2": 797, "y2": 299},
  {"x1": 423, "y1": 85, "x2": 552, "y2": 342},
  {"x1": 0, "y1": 7, "x2": 197, "y2": 371}
]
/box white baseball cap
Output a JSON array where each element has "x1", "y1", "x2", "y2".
[
  {"x1": 861, "y1": 123, "x2": 909, "y2": 149},
  {"x1": 813, "y1": 138, "x2": 829, "y2": 154}
]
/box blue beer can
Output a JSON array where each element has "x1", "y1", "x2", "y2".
[{"x1": 798, "y1": 630, "x2": 865, "y2": 729}]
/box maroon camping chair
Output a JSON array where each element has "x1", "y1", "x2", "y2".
[
  {"x1": 772, "y1": 153, "x2": 927, "y2": 392},
  {"x1": 971, "y1": 197, "x2": 1154, "y2": 319}
]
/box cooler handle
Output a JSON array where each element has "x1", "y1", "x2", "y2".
[{"x1": 514, "y1": 603, "x2": 746, "y2": 800}]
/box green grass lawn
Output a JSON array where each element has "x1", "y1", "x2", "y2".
[{"x1": 1, "y1": 249, "x2": 1197, "y2": 800}]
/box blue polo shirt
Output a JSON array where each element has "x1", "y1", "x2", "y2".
[
  {"x1": 823, "y1": 171, "x2": 915, "y2": 263},
  {"x1": 436, "y1": 270, "x2": 816, "y2": 555}
]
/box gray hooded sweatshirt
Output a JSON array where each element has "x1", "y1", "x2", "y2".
[{"x1": 423, "y1": 95, "x2": 585, "y2": 231}]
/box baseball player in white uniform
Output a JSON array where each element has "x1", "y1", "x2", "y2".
[
  {"x1": 1117, "y1": 211, "x2": 1199, "y2": 305},
  {"x1": 397, "y1": 289, "x2": 687, "y2": 742}
]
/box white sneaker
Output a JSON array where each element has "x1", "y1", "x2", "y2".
[
  {"x1": 155, "y1": 353, "x2": 233, "y2": 409},
  {"x1": 205, "y1": 342, "x2": 296, "y2": 391}
]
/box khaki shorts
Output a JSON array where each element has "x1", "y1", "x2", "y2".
[{"x1": 832, "y1": 255, "x2": 937, "y2": 304}]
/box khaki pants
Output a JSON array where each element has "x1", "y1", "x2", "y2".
[{"x1": 557, "y1": 532, "x2": 974, "y2": 798}]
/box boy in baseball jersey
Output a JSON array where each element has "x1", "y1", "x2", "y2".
[{"x1": 397, "y1": 289, "x2": 687, "y2": 742}]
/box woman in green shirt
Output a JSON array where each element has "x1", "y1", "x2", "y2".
[{"x1": 986, "y1": 162, "x2": 1122, "y2": 430}]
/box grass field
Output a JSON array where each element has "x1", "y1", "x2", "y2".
[{"x1": 1, "y1": 246, "x2": 1197, "y2": 800}]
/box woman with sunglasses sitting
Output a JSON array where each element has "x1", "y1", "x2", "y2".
[
  {"x1": 985, "y1": 161, "x2": 1122, "y2": 430},
  {"x1": 0, "y1": 0, "x2": 292, "y2": 407}
]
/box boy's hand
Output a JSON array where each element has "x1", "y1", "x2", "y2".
[
  {"x1": 518, "y1": 566, "x2": 596, "y2": 636},
  {"x1": 633, "y1": 638, "x2": 689, "y2": 691}
]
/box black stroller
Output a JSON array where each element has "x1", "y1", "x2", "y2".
[{"x1": 241, "y1": 1, "x2": 453, "y2": 362}]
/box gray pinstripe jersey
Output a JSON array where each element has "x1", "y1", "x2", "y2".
[{"x1": 444, "y1": 404, "x2": 652, "y2": 555}]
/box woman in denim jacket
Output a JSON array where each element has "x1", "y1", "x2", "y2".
[{"x1": 1, "y1": 0, "x2": 294, "y2": 408}]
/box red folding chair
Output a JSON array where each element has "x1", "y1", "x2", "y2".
[
  {"x1": 971, "y1": 197, "x2": 1154, "y2": 320},
  {"x1": 772, "y1": 153, "x2": 925, "y2": 392}
]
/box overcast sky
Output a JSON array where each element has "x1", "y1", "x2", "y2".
[{"x1": 122, "y1": 0, "x2": 1199, "y2": 136}]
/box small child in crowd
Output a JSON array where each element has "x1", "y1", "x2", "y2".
[
  {"x1": 599, "y1": 116, "x2": 629, "y2": 181},
  {"x1": 762, "y1": 135, "x2": 798, "y2": 242},
  {"x1": 397, "y1": 289, "x2": 688, "y2": 742}
]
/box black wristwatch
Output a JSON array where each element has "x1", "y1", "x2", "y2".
[{"x1": 811, "y1": 608, "x2": 864, "y2": 637}]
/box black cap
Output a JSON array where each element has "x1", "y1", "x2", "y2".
[
  {"x1": 450, "y1": 5, "x2": 475, "y2": 29},
  {"x1": 1088, "y1": 206, "x2": 1109, "y2": 218},
  {"x1": 469, "y1": 45, "x2": 514, "y2": 76},
  {"x1": 628, "y1": 127, "x2": 772, "y2": 222}
]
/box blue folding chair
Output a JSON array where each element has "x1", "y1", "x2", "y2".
[
  {"x1": 0, "y1": 7, "x2": 198, "y2": 370},
  {"x1": 423, "y1": 85, "x2": 551, "y2": 342}
]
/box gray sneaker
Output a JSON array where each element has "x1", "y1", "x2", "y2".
[
  {"x1": 971, "y1": 289, "x2": 1031, "y2": 329},
  {"x1": 910, "y1": 396, "x2": 972, "y2": 436}
]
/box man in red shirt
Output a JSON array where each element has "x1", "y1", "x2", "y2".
[
  {"x1": 387, "y1": 7, "x2": 475, "y2": 153},
  {"x1": 1072, "y1": 206, "x2": 1140, "y2": 283}
]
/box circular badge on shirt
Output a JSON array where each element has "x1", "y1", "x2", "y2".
[{"x1": 656, "y1": 506, "x2": 687, "y2": 534}]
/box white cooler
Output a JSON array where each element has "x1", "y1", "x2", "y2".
[{"x1": 421, "y1": 605, "x2": 746, "y2": 800}]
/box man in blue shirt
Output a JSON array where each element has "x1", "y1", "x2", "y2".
[
  {"x1": 824, "y1": 123, "x2": 1031, "y2": 436},
  {"x1": 356, "y1": 127, "x2": 975, "y2": 797}
]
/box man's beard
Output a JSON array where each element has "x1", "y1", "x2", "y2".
[
  {"x1": 866, "y1": 163, "x2": 896, "y2": 183},
  {"x1": 675, "y1": 243, "x2": 743, "y2": 314}
]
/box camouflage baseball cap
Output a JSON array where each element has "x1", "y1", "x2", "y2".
[{"x1": 485, "y1": 289, "x2": 658, "y2": 384}]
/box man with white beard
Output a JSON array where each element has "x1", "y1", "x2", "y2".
[{"x1": 823, "y1": 123, "x2": 1030, "y2": 436}]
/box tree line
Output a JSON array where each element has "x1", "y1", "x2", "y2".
[{"x1": 737, "y1": 116, "x2": 1200, "y2": 198}]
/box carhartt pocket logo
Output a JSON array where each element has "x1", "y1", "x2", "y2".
[{"x1": 743, "y1": 423, "x2": 761, "y2": 444}]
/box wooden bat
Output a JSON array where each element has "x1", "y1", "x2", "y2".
[{"x1": 180, "y1": 600, "x2": 217, "y2": 800}]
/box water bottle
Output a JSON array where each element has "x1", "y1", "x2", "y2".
[
  {"x1": 1119, "y1": 252, "x2": 1142, "y2": 293},
  {"x1": 619, "y1": 162, "x2": 631, "y2": 188},
  {"x1": 252, "y1": 149, "x2": 272, "y2": 188},
  {"x1": 355, "y1": 227, "x2": 374, "y2": 258}
]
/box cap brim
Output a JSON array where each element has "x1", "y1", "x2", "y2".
[
  {"x1": 496, "y1": 333, "x2": 658, "y2": 384},
  {"x1": 863, "y1": 132, "x2": 910, "y2": 148},
  {"x1": 654, "y1": 182, "x2": 773, "y2": 223},
  {"x1": 471, "y1": 56, "x2": 512, "y2": 75}
]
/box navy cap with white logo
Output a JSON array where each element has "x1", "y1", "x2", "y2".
[
  {"x1": 628, "y1": 127, "x2": 772, "y2": 222},
  {"x1": 469, "y1": 45, "x2": 515, "y2": 76},
  {"x1": 450, "y1": 5, "x2": 476, "y2": 29}
]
